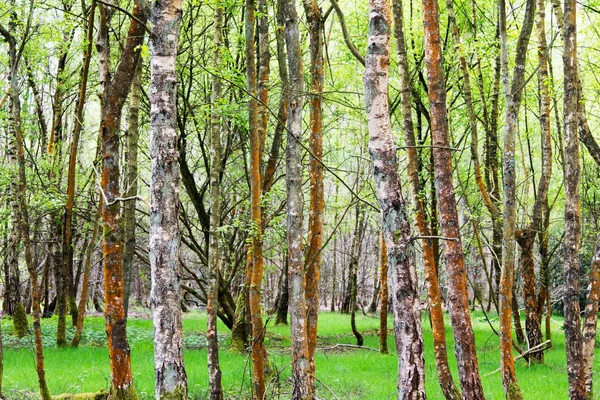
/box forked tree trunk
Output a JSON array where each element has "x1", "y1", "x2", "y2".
[
  {"x1": 378, "y1": 232, "x2": 388, "y2": 355},
  {"x1": 97, "y1": 1, "x2": 147, "y2": 397},
  {"x1": 281, "y1": 0, "x2": 311, "y2": 395},
  {"x1": 391, "y1": 0, "x2": 460, "y2": 397},
  {"x1": 149, "y1": 0, "x2": 188, "y2": 398},
  {"x1": 364, "y1": 1, "x2": 425, "y2": 396},
  {"x1": 206, "y1": 1, "x2": 225, "y2": 398},
  {"x1": 498, "y1": 0, "x2": 535, "y2": 395},
  {"x1": 302, "y1": 0, "x2": 324, "y2": 388},
  {"x1": 421, "y1": 0, "x2": 485, "y2": 396},
  {"x1": 562, "y1": 0, "x2": 586, "y2": 398}
]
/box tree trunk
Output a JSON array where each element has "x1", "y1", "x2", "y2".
[
  {"x1": 149, "y1": 0, "x2": 188, "y2": 398},
  {"x1": 72, "y1": 200, "x2": 101, "y2": 348},
  {"x1": 302, "y1": 0, "x2": 324, "y2": 388},
  {"x1": 97, "y1": 1, "x2": 147, "y2": 397},
  {"x1": 206, "y1": 1, "x2": 225, "y2": 398},
  {"x1": 562, "y1": 0, "x2": 586, "y2": 397},
  {"x1": 378, "y1": 232, "x2": 388, "y2": 355},
  {"x1": 364, "y1": 1, "x2": 425, "y2": 396},
  {"x1": 275, "y1": 255, "x2": 289, "y2": 326},
  {"x1": 498, "y1": 0, "x2": 536, "y2": 395},
  {"x1": 582, "y1": 239, "x2": 600, "y2": 398},
  {"x1": 349, "y1": 207, "x2": 364, "y2": 347},
  {"x1": 63, "y1": 0, "x2": 96, "y2": 328},
  {"x1": 281, "y1": 0, "x2": 311, "y2": 395},
  {"x1": 392, "y1": 0, "x2": 460, "y2": 397},
  {"x1": 245, "y1": 0, "x2": 267, "y2": 396},
  {"x1": 122, "y1": 56, "x2": 142, "y2": 318},
  {"x1": 421, "y1": 0, "x2": 485, "y2": 396}
]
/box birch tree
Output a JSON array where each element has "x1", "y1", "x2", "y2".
[{"x1": 149, "y1": 0, "x2": 188, "y2": 397}]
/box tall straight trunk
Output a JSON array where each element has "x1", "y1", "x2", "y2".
[
  {"x1": 378, "y1": 232, "x2": 388, "y2": 354},
  {"x1": 364, "y1": 0, "x2": 425, "y2": 396},
  {"x1": 1, "y1": 22, "x2": 51, "y2": 396},
  {"x1": 392, "y1": 0, "x2": 460, "y2": 397},
  {"x1": 562, "y1": 0, "x2": 585, "y2": 398},
  {"x1": 63, "y1": 0, "x2": 96, "y2": 327},
  {"x1": 498, "y1": 0, "x2": 535, "y2": 395},
  {"x1": 245, "y1": 0, "x2": 267, "y2": 396},
  {"x1": 302, "y1": 0, "x2": 324, "y2": 387},
  {"x1": 149, "y1": 0, "x2": 188, "y2": 398},
  {"x1": 206, "y1": 1, "x2": 225, "y2": 398},
  {"x1": 72, "y1": 199, "x2": 101, "y2": 347},
  {"x1": 281, "y1": 0, "x2": 311, "y2": 395},
  {"x1": 421, "y1": 0, "x2": 484, "y2": 397},
  {"x1": 123, "y1": 59, "x2": 142, "y2": 317},
  {"x1": 302, "y1": 0, "x2": 324, "y2": 378},
  {"x1": 97, "y1": 1, "x2": 147, "y2": 397}
]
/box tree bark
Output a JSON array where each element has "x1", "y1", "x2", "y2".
[
  {"x1": 97, "y1": 1, "x2": 147, "y2": 397},
  {"x1": 72, "y1": 199, "x2": 101, "y2": 348},
  {"x1": 421, "y1": 0, "x2": 485, "y2": 396},
  {"x1": 123, "y1": 57, "x2": 142, "y2": 317},
  {"x1": 149, "y1": 0, "x2": 188, "y2": 397},
  {"x1": 281, "y1": 0, "x2": 311, "y2": 395},
  {"x1": 378, "y1": 232, "x2": 388, "y2": 355},
  {"x1": 302, "y1": 0, "x2": 324, "y2": 387},
  {"x1": 498, "y1": 0, "x2": 536, "y2": 395},
  {"x1": 63, "y1": 0, "x2": 96, "y2": 328},
  {"x1": 562, "y1": 0, "x2": 585, "y2": 397},
  {"x1": 349, "y1": 207, "x2": 364, "y2": 347},
  {"x1": 207, "y1": 1, "x2": 225, "y2": 397},
  {"x1": 245, "y1": 0, "x2": 267, "y2": 396},
  {"x1": 392, "y1": 0, "x2": 460, "y2": 397},
  {"x1": 364, "y1": 0, "x2": 426, "y2": 396}
]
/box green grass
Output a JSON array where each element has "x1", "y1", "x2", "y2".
[{"x1": 0, "y1": 310, "x2": 589, "y2": 399}]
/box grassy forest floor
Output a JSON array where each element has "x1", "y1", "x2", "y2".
[{"x1": 0, "y1": 310, "x2": 591, "y2": 399}]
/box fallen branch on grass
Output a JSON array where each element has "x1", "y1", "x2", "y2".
[
  {"x1": 318, "y1": 343, "x2": 379, "y2": 352},
  {"x1": 484, "y1": 340, "x2": 552, "y2": 377}
]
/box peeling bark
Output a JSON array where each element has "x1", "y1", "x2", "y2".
[
  {"x1": 364, "y1": 0, "x2": 425, "y2": 396},
  {"x1": 149, "y1": 0, "x2": 188, "y2": 397}
]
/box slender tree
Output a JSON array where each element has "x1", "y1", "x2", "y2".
[
  {"x1": 302, "y1": 0, "x2": 324, "y2": 386},
  {"x1": 421, "y1": 0, "x2": 485, "y2": 396},
  {"x1": 206, "y1": 0, "x2": 225, "y2": 397},
  {"x1": 562, "y1": 0, "x2": 586, "y2": 397},
  {"x1": 123, "y1": 58, "x2": 142, "y2": 317},
  {"x1": 282, "y1": 0, "x2": 311, "y2": 395},
  {"x1": 364, "y1": 0, "x2": 426, "y2": 396},
  {"x1": 392, "y1": 0, "x2": 460, "y2": 396},
  {"x1": 498, "y1": 0, "x2": 536, "y2": 395}
]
